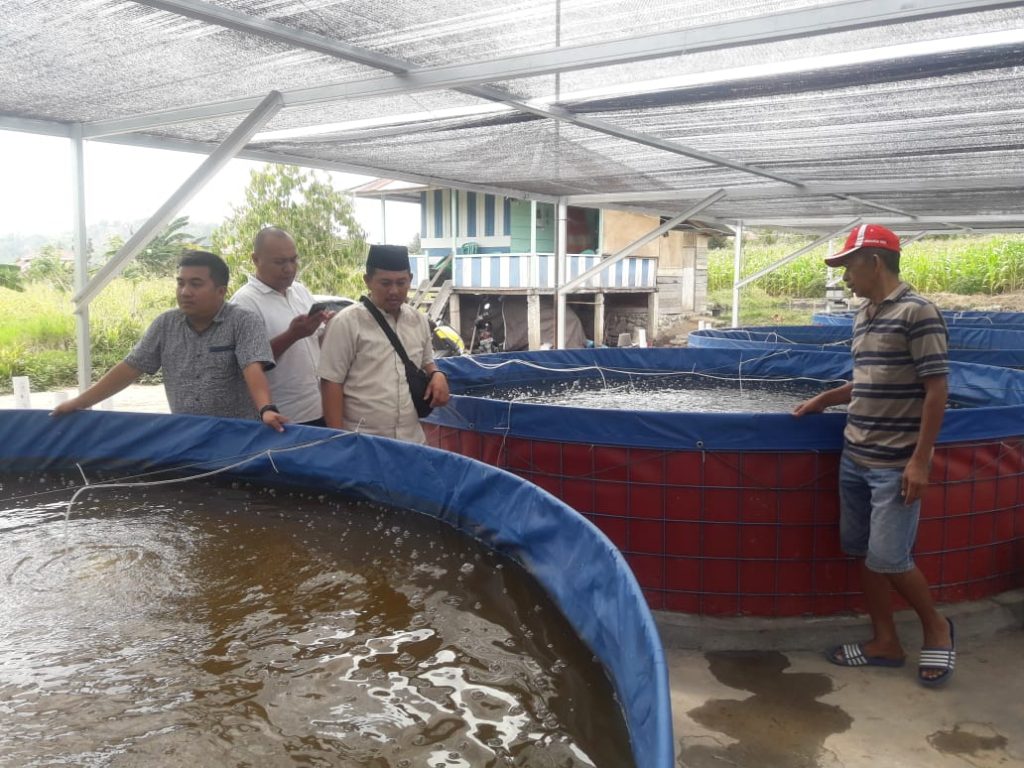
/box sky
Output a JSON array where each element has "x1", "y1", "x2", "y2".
[{"x1": 0, "y1": 130, "x2": 420, "y2": 247}]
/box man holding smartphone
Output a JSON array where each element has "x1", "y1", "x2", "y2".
[{"x1": 231, "y1": 227, "x2": 332, "y2": 426}]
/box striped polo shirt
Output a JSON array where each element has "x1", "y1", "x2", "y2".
[{"x1": 845, "y1": 282, "x2": 949, "y2": 468}]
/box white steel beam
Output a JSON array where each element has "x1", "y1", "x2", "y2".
[
  {"x1": 565, "y1": 178, "x2": 1024, "y2": 204},
  {"x1": 474, "y1": 89, "x2": 805, "y2": 186},
  {"x1": 735, "y1": 219, "x2": 863, "y2": 290},
  {"x1": 74, "y1": 91, "x2": 284, "y2": 308},
  {"x1": 0, "y1": 115, "x2": 73, "y2": 137},
  {"x1": 560, "y1": 189, "x2": 727, "y2": 295},
  {"x1": 134, "y1": 0, "x2": 409, "y2": 73},
  {"x1": 90, "y1": 0, "x2": 1016, "y2": 137},
  {"x1": 70, "y1": 125, "x2": 92, "y2": 392},
  {"x1": 728, "y1": 215, "x2": 1024, "y2": 228},
  {"x1": 93, "y1": 130, "x2": 562, "y2": 203}
]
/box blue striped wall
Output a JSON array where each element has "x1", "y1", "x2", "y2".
[
  {"x1": 451, "y1": 254, "x2": 657, "y2": 290},
  {"x1": 422, "y1": 189, "x2": 511, "y2": 241}
]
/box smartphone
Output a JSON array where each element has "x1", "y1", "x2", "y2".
[{"x1": 308, "y1": 299, "x2": 351, "y2": 316}]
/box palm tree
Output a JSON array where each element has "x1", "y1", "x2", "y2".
[
  {"x1": 105, "y1": 216, "x2": 199, "y2": 279},
  {"x1": 135, "y1": 216, "x2": 198, "y2": 276}
]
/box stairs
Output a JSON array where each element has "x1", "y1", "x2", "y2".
[{"x1": 410, "y1": 253, "x2": 454, "y2": 321}]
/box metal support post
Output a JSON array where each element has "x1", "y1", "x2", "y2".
[
  {"x1": 70, "y1": 124, "x2": 91, "y2": 392},
  {"x1": 555, "y1": 200, "x2": 568, "y2": 349},
  {"x1": 731, "y1": 221, "x2": 743, "y2": 328}
]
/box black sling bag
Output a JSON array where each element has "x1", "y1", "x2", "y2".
[{"x1": 360, "y1": 296, "x2": 434, "y2": 418}]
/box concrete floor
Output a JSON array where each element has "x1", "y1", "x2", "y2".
[
  {"x1": 663, "y1": 594, "x2": 1024, "y2": 768},
  {"x1": 5, "y1": 385, "x2": 1023, "y2": 768}
]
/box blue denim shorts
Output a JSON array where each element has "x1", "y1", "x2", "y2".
[{"x1": 838, "y1": 452, "x2": 920, "y2": 573}]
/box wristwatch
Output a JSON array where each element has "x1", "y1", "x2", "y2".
[{"x1": 259, "y1": 404, "x2": 280, "y2": 418}]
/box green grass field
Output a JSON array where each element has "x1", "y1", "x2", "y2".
[{"x1": 1, "y1": 280, "x2": 172, "y2": 394}]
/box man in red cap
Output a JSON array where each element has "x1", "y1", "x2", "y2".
[{"x1": 794, "y1": 224, "x2": 955, "y2": 687}]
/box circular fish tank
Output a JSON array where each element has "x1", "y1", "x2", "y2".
[
  {"x1": 428, "y1": 348, "x2": 1024, "y2": 617},
  {"x1": 689, "y1": 324, "x2": 1024, "y2": 368},
  {"x1": 0, "y1": 410, "x2": 672, "y2": 768},
  {"x1": 813, "y1": 309, "x2": 1024, "y2": 328}
]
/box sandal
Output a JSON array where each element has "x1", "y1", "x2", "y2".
[
  {"x1": 826, "y1": 642, "x2": 905, "y2": 668},
  {"x1": 918, "y1": 617, "x2": 956, "y2": 688}
]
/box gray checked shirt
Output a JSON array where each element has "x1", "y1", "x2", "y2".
[{"x1": 125, "y1": 303, "x2": 274, "y2": 420}]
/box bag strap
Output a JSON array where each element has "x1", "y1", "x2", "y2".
[{"x1": 360, "y1": 296, "x2": 415, "y2": 368}]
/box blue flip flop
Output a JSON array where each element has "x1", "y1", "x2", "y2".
[
  {"x1": 919, "y1": 617, "x2": 956, "y2": 688},
  {"x1": 826, "y1": 642, "x2": 906, "y2": 668}
]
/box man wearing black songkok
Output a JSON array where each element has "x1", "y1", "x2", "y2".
[{"x1": 318, "y1": 245, "x2": 449, "y2": 442}]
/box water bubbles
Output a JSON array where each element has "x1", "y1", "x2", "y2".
[{"x1": 459, "y1": 563, "x2": 474, "y2": 575}]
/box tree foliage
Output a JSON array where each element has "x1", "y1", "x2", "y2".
[
  {"x1": 0, "y1": 264, "x2": 24, "y2": 292},
  {"x1": 23, "y1": 243, "x2": 74, "y2": 291},
  {"x1": 212, "y1": 164, "x2": 367, "y2": 297},
  {"x1": 106, "y1": 215, "x2": 199, "y2": 280}
]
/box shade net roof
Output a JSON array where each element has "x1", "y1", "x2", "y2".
[{"x1": 3, "y1": 0, "x2": 1024, "y2": 234}]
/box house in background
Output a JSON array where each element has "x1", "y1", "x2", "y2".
[{"x1": 352, "y1": 180, "x2": 712, "y2": 349}]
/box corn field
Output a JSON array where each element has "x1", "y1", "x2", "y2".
[{"x1": 708, "y1": 234, "x2": 1024, "y2": 298}]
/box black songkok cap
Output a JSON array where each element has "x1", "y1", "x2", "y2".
[{"x1": 366, "y1": 244, "x2": 410, "y2": 272}]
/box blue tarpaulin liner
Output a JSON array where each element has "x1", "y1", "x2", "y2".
[
  {"x1": 0, "y1": 410, "x2": 673, "y2": 768},
  {"x1": 813, "y1": 310, "x2": 1024, "y2": 328},
  {"x1": 689, "y1": 325, "x2": 1024, "y2": 367},
  {"x1": 429, "y1": 348, "x2": 1024, "y2": 451}
]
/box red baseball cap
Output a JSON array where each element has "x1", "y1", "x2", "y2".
[{"x1": 824, "y1": 224, "x2": 901, "y2": 267}]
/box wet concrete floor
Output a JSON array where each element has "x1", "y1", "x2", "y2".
[{"x1": 668, "y1": 628, "x2": 1024, "y2": 768}]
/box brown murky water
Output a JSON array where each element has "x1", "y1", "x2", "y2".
[{"x1": 0, "y1": 472, "x2": 634, "y2": 767}]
